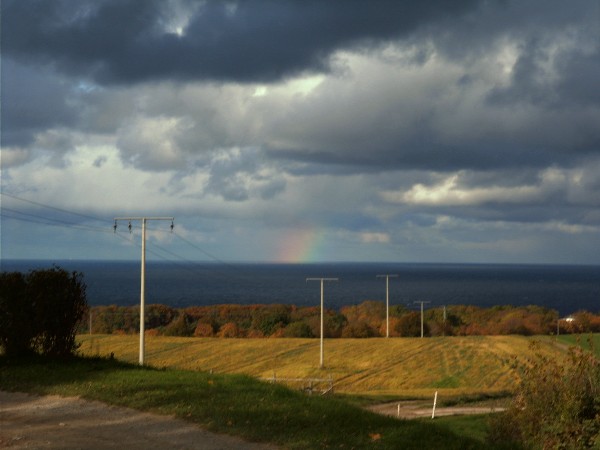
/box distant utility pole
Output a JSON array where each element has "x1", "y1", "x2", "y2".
[
  {"x1": 414, "y1": 301, "x2": 431, "y2": 338},
  {"x1": 306, "y1": 278, "x2": 339, "y2": 369},
  {"x1": 114, "y1": 216, "x2": 174, "y2": 365},
  {"x1": 376, "y1": 274, "x2": 398, "y2": 338},
  {"x1": 443, "y1": 305, "x2": 447, "y2": 337}
]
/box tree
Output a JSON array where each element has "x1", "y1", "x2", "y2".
[
  {"x1": 395, "y1": 311, "x2": 428, "y2": 337},
  {"x1": 0, "y1": 272, "x2": 34, "y2": 356},
  {"x1": 163, "y1": 312, "x2": 194, "y2": 336},
  {"x1": 282, "y1": 321, "x2": 314, "y2": 338},
  {"x1": 342, "y1": 321, "x2": 377, "y2": 338},
  {"x1": 193, "y1": 322, "x2": 215, "y2": 337},
  {"x1": 251, "y1": 304, "x2": 290, "y2": 336},
  {"x1": 0, "y1": 267, "x2": 88, "y2": 357},
  {"x1": 27, "y1": 267, "x2": 88, "y2": 357}
]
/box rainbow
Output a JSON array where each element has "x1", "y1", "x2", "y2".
[{"x1": 276, "y1": 227, "x2": 326, "y2": 263}]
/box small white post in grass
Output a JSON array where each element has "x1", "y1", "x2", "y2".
[
  {"x1": 397, "y1": 403, "x2": 400, "y2": 418},
  {"x1": 432, "y1": 391, "x2": 438, "y2": 419}
]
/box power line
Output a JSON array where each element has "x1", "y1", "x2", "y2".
[
  {"x1": 1, "y1": 192, "x2": 107, "y2": 222},
  {"x1": 1, "y1": 207, "x2": 114, "y2": 234},
  {"x1": 2, "y1": 194, "x2": 261, "y2": 286}
]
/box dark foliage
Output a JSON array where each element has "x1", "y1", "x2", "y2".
[{"x1": 0, "y1": 267, "x2": 88, "y2": 357}]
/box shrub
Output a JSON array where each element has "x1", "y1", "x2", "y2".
[
  {"x1": 0, "y1": 271, "x2": 33, "y2": 356},
  {"x1": 282, "y1": 321, "x2": 314, "y2": 338},
  {"x1": 0, "y1": 267, "x2": 88, "y2": 357},
  {"x1": 488, "y1": 339, "x2": 600, "y2": 449}
]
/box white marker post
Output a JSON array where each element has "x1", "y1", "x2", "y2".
[
  {"x1": 306, "y1": 278, "x2": 338, "y2": 369},
  {"x1": 432, "y1": 391, "x2": 438, "y2": 419},
  {"x1": 114, "y1": 216, "x2": 174, "y2": 365}
]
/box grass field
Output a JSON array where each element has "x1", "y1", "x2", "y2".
[
  {"x1": 0, "y1": 356, "x2": 515, "y2": 449},
  {"x1": 77, "y1": 334, "x2": 578, "y2": 396}
]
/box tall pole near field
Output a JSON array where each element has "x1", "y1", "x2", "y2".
[
  {"x1": 114, "y1": 216, "x2": 174, "y2": 365},
  {"x1": 306, "y1": 278, "x2": 338, "y2": 369},
  {"x1": 377, "y1": 274, "x2": 398, "y2": 338},
  {"x1": 414, "y1": 301, "x2": 431, "y2": 338}
]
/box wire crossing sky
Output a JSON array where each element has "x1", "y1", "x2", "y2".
[{"x1": 2, "y1": 0, "x2": 600, "y2": 264}]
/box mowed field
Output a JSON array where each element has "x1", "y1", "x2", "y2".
[{"x1": 77, "y1": 335, "x2": 574, "y2": 396}]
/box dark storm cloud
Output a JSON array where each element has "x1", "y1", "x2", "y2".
[
  {"x1": 1, "y1": 59, "x2": 78, "y2": 147},
  {"x1": 3, "y1": 0, "x2": 481, "y2": 84}
]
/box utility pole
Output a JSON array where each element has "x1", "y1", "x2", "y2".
[
  {"x1": 376, "y1": 274, "x2": 398, "y2": 338},
  {"x1": 414, "y1": 301, "x2": 431, "y2": 338},
  {"x1": 114, "y1": 216, "x2": 174, "y2": 365},
  {"x1": 306, "y1": 278, "x2": 338, "y2": 369},
  {"x1": 442, "y1": 305, "x2": 447, "y2": 337}
]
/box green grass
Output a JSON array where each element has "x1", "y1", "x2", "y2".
[
  {"x1": 0, "y1": 355, "x2": 509, "y2": 449},
  {"x1": 557, "y1": 333, "x2": 600, "y2": 357}
]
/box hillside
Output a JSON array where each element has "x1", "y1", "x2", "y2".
[{"x1": 77, "y1": 334, "x2": 573, "y2": 395}]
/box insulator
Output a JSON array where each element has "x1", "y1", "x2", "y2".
[
  {"x1": 113, "y1": 221, "x2": 117, "y2": 233},
  {"x1": 170, "y1": 221, "x2": 174, "y2": 232},
  {"x1": 128, "y1": 221, "x2": 132, "y2": 233}
]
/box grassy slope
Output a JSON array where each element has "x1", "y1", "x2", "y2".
[
  {"x1": 78, "y1": 334, "x2": 570, "y2": 396},
  {"x1": 0, "y1": 356, "x2": 509, "y2": 450}
]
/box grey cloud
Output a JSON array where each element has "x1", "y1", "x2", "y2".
[
  {"x1": 204, "y1": 147, "x2": 287, "y2": 201},
  {"x1": 3, "y1": 0, "x2": 482, "y2": 85},
  {"x1": 1, "y1": 59, "x2": 79, "y2": 148}
]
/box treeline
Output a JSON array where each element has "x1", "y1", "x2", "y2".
[{"x1": 84, "y1": 301, "x2": 600, "y2": 338}]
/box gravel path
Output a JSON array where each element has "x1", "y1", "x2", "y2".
[
  {"x1": 368, "y1": 400, "x2": 505, "y2": 419},
  {"x1": 0, "y1": 391, "x2": 278, "y2": 449}
]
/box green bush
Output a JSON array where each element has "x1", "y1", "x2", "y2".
[
  {"x1": 0, "y1": 267, "x2": 88, "y2": 357},
  {"x1": 488, "y1": 339, "x2": 600, "y2": 449}
]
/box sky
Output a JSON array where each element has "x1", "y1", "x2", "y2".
[{"x1": 1, "y1": 0, "x2": 600, "y2": 265}]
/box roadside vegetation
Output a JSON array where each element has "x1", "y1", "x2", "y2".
[
  {"x1": 0, "y1": 355, "x2": 505, "y2": 449},
  {"x1": 489, "y1": 338, "x2": 600, "y2": 449}
]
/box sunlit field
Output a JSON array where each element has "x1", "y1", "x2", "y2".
[{"x1": 78, "y1": 334, "x2": 573, "y2": 396}]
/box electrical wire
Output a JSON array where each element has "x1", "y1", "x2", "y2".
[{"x1": 1, "y1": 192, "x2": 264, "y2": 286}]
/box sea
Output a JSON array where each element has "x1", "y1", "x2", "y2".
[{"x1": 2, "y1": 260, "x2": 599, "y2": 316}]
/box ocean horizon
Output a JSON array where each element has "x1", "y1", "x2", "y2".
[{"x1": 2, "y1": 259, "x2": 599, "y2": 316}]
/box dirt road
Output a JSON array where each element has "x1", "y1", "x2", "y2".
[
  {"x1": 368, "y1": 400, "x2": 505, "y2": 419},
  {"x1": 0, "y1": 391, "x2": 277, "y2": 449}
]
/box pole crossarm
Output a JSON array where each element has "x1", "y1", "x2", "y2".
[
  {"x1": 113, "y1": 215, "x2": 174, "y2": 366},
  {"x1": 377, "y1": 274, "x2": 398, "y2": 338},
  {"x1": 114, "y1": 217, "x2": 174, "y2": 221},
  {"x1": 306, "y1": 278, "x2": 339, "y2": 369}
]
